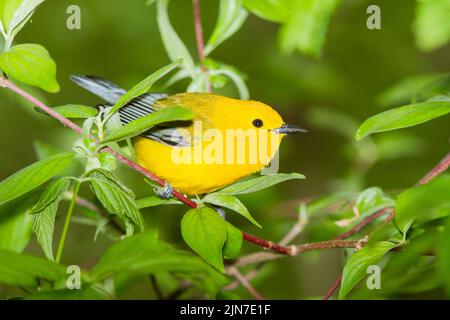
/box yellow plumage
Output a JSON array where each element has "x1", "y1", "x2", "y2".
[
  {"x1": 70, "y1": 75, "x2": 303, "y2": 196},
  {"x1": 134, "y1": 93, "x2": 287, "y2": 195}
]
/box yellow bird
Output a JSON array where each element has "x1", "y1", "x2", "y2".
[{"x1": 71, "y1": 75, "x2": 305, "y2": 195}]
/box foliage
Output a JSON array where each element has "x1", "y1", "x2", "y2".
[{"x1": 0, "y1": 0, "x2": 449, "y2": 300}]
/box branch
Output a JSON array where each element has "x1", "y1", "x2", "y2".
[
  {"x1": 231, "y1": 238, "x2": 366, "y2": 268},
  {"x1": 418, "y1": 152, "x2": 450, "y2": 185},
  {"x1": 323, "y1": 275, "x2": 342, "y2": 300},
  {"x1": 227, "y1": 266, "x2": 265, "y2": 300},
  {"x1": 192, "y1": 0, "x2": 211, "y2": 92},
  {"x1": 335, "y1": 207, "x2": 393, "y2": 240},
  {"x1": 323, "y1": 150, "x2": 450, "y2": 300}
]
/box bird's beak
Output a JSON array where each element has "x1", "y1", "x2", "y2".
[{"x1": 272, "y1": 123, "x2": 308, "y2": 134}]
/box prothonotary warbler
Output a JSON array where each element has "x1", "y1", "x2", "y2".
[{"x1": 71, "y1": 75, "x2": 306, "y2": 195}]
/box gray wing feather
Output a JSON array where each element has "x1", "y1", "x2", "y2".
[
  {"x1": 70, "y1": 75, "x2": 126, "y2": 104},
  {"x1": 71, "y1": 75, "x2": 191, "y2": 147}
]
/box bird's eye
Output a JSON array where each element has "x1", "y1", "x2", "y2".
[{"x1": 252, "y1": 119, "x2": 264, "y2": 128}]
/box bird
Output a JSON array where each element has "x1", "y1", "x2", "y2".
[{"x1": 71, "y1": 75, "x2": 306, "y2": 196}]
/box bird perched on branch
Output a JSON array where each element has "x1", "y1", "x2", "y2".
[{"x1": 71, "y1": 75, "x2": 305, "y2": 195}]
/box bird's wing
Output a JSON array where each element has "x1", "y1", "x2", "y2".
[
  {"x1": 70, "y1": 75, "x2": 126, "y2": 104},
  {"x1": 119, "y1": 94, "x2": 194, "y2": 147},
  {"x1": 71, "y1": 75, "x2": 193, "y2": 147}
]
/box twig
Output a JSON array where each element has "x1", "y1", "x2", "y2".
[
  {"x1": 279, "y1": 204, "x2": 307, "y2": 246},
  {"x1": 242, "y1": 233, "x2": 294, "y2": 255},
  {"x1": 0, "y1": 77, "x2": 82, "y2": 134},
  {"x1": 232, "y1": 239, "x2": 365, "y2": 268},
  {"x1": 323, "y1": 151, "x2": 450, "y2": 300},
  {"x1": 418, "y1": 152, "x2": 450, "y2": 185},
  {"x1": 149, "y1": 275, "x2": 165, "y2": 300},
  {"x1": 166, "y1": 281, "x2": 192, "y2": 300},
  {"x1": 323, "y1": 275, "x2": 342, "y2": 300},
  {"x1": 192, "y1": 0, "x2": 211, "y2": 92},
  {"x1": 335, "y1": 207, "x2": 393, "y2": 240},
  {"x1": 224, "y1": 269, "x2": 259, "y2": 291},
  {"x1": 225, "y1": 209, "x2": 307, "y2": 291},
  {"x1": 227, "y1": 266, "x2": 265, "y2": 300}
]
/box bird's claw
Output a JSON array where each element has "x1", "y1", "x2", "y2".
[
  {"x1": 154, "y1": 183, "x2": 173, "y2": 199},
  {"x1": 214, "y1": 206, "x2": 226, "y2": 220}
]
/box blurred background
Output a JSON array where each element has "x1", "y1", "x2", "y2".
[{"x1": 0, "y1": 0, "x2": 449, "y2": 299}]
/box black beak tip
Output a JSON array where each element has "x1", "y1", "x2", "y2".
[{"x1": 275, "y1": 124, "x2": 308, "y2": 134}]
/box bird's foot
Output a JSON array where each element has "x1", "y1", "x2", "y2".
[
  {"x1": 154, "y1": 182, "x2": 173, "y2": 199},
  {"x1": 214, "y1": 206, "x2": 226, "y2": 220}
]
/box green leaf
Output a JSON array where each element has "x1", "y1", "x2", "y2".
[
  {"x1": 414, "y1": 0, "x2": 450, "y2": 52},
  {"x1": 136, "y1": 196, "x2": 181, "y2": 209},
  {"x1": 203, "y1": 193, "x2": 261, "y2": 228},
  {"x1": 0, "y1": 43, "x2": 59, "y2": 92},
  {"x1": 395, "y1": 174, "x2": 450, "y2": 234},
  {"x1": 51, "y1": 104, "x2": 98, "y2": 119},
  {"x1": 356, "y1": 101, "x2": 450, "y2": 141},
  {"x1": 107, "y1": 59, "x2": 182, "y2": 116},
  {"x1": 5, "y1": 0, "x2": 45, "y2": 35},
  {"x1": 0, "y1": 197, "x2": 34, "y2": 253},
  {"x1": 0, "y1": 248, "x2": 65, "y2": 287},
  {"x1": 210, "y1": 64, "x2": 250, "y2": 100},
  {"x1": 98, "y1": 152, "x2": 116, "y2": 171},
  {"x1": 0, "y1": 0, "x2": 23, "y2": 34},
  {"x1": 32, "y1": 177, "x2": 72, "y2": 213},
  {"x1": 181, "y1": 207, "x2": 227, "y2": 272},
  {"x1": 157, "y1": 0, "x2": 195, "y2": 77},
  {"x1": 31, "y1": 177, "x2": 72, "y2": 260},
  {"x1": 32, "y1": 202, "x2": 58, "y2": 261},
  {"x1": 279, "y1": 0, "x2": 340, "y2": 57},
  {"x1": 0, "y1": 153, "x2": 74, "y2": 207},
  {"x1": 90, "y1": 169, "x2": 134, "y2": 198},
  {"x1": 339, "y1": 241, "x2": 399, "y2": 299},
  {"x1": 243, "y1": 0, "x2": 291, "y2": 23},
  {"x1": 205, "y1": 0, "x2": 248, "y2": 56},
  {"x1": 103, "y1": 106, "x2": 194, "y2": 143},
  {"x1": 223, "y1": 222, "x2": 243, "y2": 260},
  {"x1": 217, "y1": 173, "x2": 304, "y2": 195},
  {"x1": 355, "y1": 187, "x2": 395, "y2": 217},
  {"x1": 90, "y1": 230, "x2": 228, "y2": 294},
  {"x1": 91, "y1": 177, "x2": 144, "y2": 232}
]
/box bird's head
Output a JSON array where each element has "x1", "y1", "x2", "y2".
[
  {"x1": 212, "y1": 97, "x2": 306, "y2": 137},
  {"x1": 205, "y1": 96, "x2": 306, "y2": 166}
]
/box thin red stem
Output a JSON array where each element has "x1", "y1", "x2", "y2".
[
  {"x1": 192, "y1": 0, "x2": 211, "y2": 92},
  {"x1": 418, "y1": 152, "x2": 450, "y2": 185},
  {"x1": 335, "y1": 207, "x2": 393, "y2": 240},
  {"x1": 1, "y1": 78, "x2": 83, "y2": 135},
  {"x1": 243, "y1": 232, "x2": 294, "y2": 255},
  {"x1": 193, "y1": 0, "x2": 206, "y2": 63},
  {"x1": 323, "y1": 275, "x2": 342, "y2": 300}
]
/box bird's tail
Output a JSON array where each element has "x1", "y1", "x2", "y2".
[{"x1": 70, "y1": 75, "x2": 126, "y2": 104}]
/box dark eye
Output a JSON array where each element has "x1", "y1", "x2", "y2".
[{"x1": 252, "y1": 119, "x2": 264, "y2": 128}]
